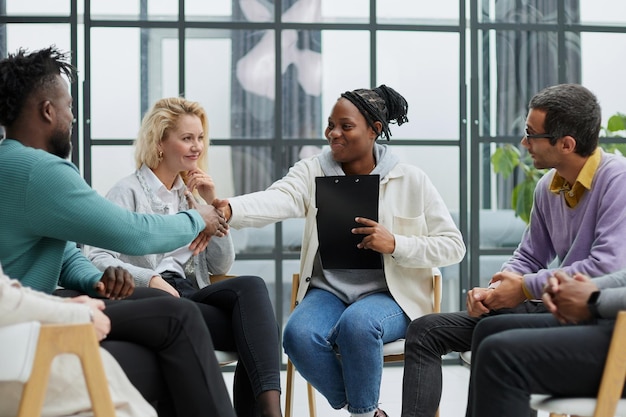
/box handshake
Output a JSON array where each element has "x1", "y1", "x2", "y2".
[{"x1": 186, "y1": 193, "x2": 232, "y2": 255}]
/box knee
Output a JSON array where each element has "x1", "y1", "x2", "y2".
[
  {"x1": 473, "y1": 333, "x2": 510, "y2": 371},
  {"x1": 472, "y1": 316, "x2": 509, "y2": 352},
  {"x1": 334, "y1": 311, "x2": 379, "y2": 340},
  {"x1": 405, "y1": 314, "x2": 439, "y2": 347},
  {"x1": 283, "y1": 317, "x2": 305, "y2": 355},
  {"x1": 283, "y1": 316, "x2": 323, "y2": 357},
  {"x1": 235, "y1": 275, "x2": 270, "y2": 294},
  {"x1": 164, "y1": 297, "x2": 203, "y2": 324}
]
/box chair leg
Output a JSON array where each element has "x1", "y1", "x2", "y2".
[
  {"x1": 306, "y1": 382, "x2": 317, "y2": 417},
  {"x1": 17, "y1": 349, "x2": 54, "y2": 417},
  {"x1": 285, "y1": 359, "x2": 296, "y2": 417}
]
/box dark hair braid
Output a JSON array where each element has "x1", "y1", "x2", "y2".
[
  {"x1": 341, "y1": 84, "x2": 409, "y2": 140},
  {"x1": 0, "y1": 46, "x2": 76, "y2": 127}
]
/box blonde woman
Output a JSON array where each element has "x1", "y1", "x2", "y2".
[{"x1": 88, "y1": 97, "x2": 282, "y2": 417}]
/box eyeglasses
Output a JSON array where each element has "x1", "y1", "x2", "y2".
[{"x1": 524, "y1": 128, "x2": 555, "y2": 141}]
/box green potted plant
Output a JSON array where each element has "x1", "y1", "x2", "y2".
[{"x1": 491, "y1": 112, "x2": 626, "y2": 224}]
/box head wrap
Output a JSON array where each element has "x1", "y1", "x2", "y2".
[{"x1": 340, "y1": 85, "x2": 409, "y2": 140}]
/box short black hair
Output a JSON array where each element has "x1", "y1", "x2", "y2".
[
  {"x1": 529, "y1": 83, "x2": 601, "y2": 157},
  {"x1": 0, "y1": 46, "x2": 76, "y2": 128}
]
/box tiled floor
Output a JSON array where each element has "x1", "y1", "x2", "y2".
[{"x1": 223, "y1": 362, "x2": 549, "y2": 417}]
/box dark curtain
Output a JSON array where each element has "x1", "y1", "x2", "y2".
[
  {"x1": 231, "y1": 0, "x2": 322, "y2": 195},
  {"x1": 483, "y1": 0, "x2": 581, "y2": 209}
]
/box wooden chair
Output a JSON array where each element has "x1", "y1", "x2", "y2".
[
  {"x1": 530, "y1": 310, "x2": 626, "y2": 417},
  {"x1": 0, "y1": 321, "x2": 116, "y2": 417},
  {"x1": 284, "y1": 269, "x2": 443, "y2": 417}
]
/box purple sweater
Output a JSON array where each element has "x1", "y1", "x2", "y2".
[{"x1": 504, "y1": 151, "x2": 626, "y2": 298}]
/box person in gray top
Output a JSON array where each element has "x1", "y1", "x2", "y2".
[
  {"x1": 465, "y1": 268, "x2": 626, "y2": 417},
  {"x1": 87, "y1": 97, "x2": 282, "y2": 417}
]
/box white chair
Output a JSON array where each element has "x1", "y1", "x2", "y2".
[
  {"x1": 284, "y1": 269, "x2": 442, "y2": 417},
  {"x1": 530, "y1": 310, "x2": 626, "y2": 417},
  {"x1": 0, "y1": 321, "x2": 116, "y2": 417}
]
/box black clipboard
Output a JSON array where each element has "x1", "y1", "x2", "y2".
[{"x1": 315, "y1": 175, "x2": 382, "y2": 269}]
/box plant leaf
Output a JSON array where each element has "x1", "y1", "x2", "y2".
[
  {"x1": 512, "y1": 180, "x2": 536, "y2": 224},
  {"x1": 491, "y1": 145, "x2": 520, "y2": 178},
  {"x1": 607, "y1": 113, "x2": 626, "y2": 133}
]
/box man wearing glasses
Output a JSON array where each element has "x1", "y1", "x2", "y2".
[{"x1": 401, "y1": 83, "x2": 626, "y2": 417}]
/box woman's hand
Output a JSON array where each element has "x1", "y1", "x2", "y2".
[
  {"x1": 149, "y1": 275, "x2": 180, "y2": 298},
  {"x1": 352, "y1": 217, "x2": 395, "y2": 254},
  {"x1": 90, "y1": 308, "x2": 112, "y2": 341},
  {"x1": 66, "y1": 296, "x2": 111, "y2": 341},
  {"x1": 186, "y1": 169, "x2": 216, "y2": 204}
]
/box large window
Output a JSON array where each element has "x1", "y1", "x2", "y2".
[{"x1": 2, "y1": 0, "x2": 626, "y2": 364}]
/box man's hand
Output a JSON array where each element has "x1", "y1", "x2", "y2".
[
  {"x1": 189, "y1": 229, "x2": 211, "y2": 256},
  {"x1": 66, "y1": 296, "x2": 111, "y2": 341},
  {"x1": 352, "y1": 217, "x2": 395, "y2": 254},
  {"x1": 542, "y1": 270, "x2": 597, "y2": 323},
  {"x1": 94, "y1": 266, "x2": 134, "y2": 300},
  {"x1": 186, "y1": 192, "x2": 228, "y2": 244},
  {"x1": 467, "y1": 287, "x2": 492, "y2": 317},
  {"x1": 481, "y1": 271, "x2": 527, "y2": 311},
  {"x1": 149, "y1": 275, "x2": 180, "y2": 298}
]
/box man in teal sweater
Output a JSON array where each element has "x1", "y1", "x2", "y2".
[
  {"x1": 0, "y1": 46, "x2": 235, "y2": 416},
  {"x1": 0, "y1": 55, "x2": 227, "y2": 297}
]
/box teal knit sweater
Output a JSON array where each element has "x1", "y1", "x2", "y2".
[{"x1": 0, "y1": 139, "x2": 205, "y2": 295}]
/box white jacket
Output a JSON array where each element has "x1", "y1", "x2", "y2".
[{"x1": 229, "y1": 156, "x2": 465, "y2": 320}]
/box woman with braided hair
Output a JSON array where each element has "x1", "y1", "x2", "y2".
[{"x1": 217, "y1": 85, "x2": 465, "y2": 417}]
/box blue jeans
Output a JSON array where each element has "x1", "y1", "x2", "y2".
[{"x1": 283, "y1": 288, "x2": 410, "y2": 415}]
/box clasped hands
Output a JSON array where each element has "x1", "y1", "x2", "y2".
[
  {"x1": 467, "y1": 269, "x2": 598, "y2": 323},
  {"x1": 542, "y1": 271, "x2": 598, "y2": 324}
]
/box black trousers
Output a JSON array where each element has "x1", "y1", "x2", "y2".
[
  {"x1": 401, "y1": 301, "x2": 546, "y2": 417},
  {"x1": 55, "y1": 288, "x2": 236, "y2": 417},
  {"x1": 467, "y1": 313, "x2": 618, "y2": 417},
  {"x1": 163, "y1": 274, "x2": 282, "y2": 417}
]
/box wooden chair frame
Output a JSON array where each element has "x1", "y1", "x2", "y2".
[
  {"x1": 285, "y1": 270, "x2": 442, "y2": 417},
  {"x1": 16, "y1": 323, "x2": 116, "y2": 417}
]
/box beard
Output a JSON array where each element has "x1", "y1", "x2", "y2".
[{"x1": 48, "y1": 127, "x2": 72, "y2": 159}]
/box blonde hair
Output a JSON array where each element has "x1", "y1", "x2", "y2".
[{"x1": 134, "y1": 97, "x2": 209, "y2": 174}]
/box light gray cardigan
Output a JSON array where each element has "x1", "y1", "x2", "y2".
[{"x1": 87, "y1": 167, "x2": 235, "y2": 288}]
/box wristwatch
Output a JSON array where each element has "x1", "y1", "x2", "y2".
[{"x1": 587, "y1": 290, "x2": 602, "y2": 318}]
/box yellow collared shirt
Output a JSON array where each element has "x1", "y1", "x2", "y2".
[{"x1": 549, "y1": 149, "x2": 601, "y2": 208}]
